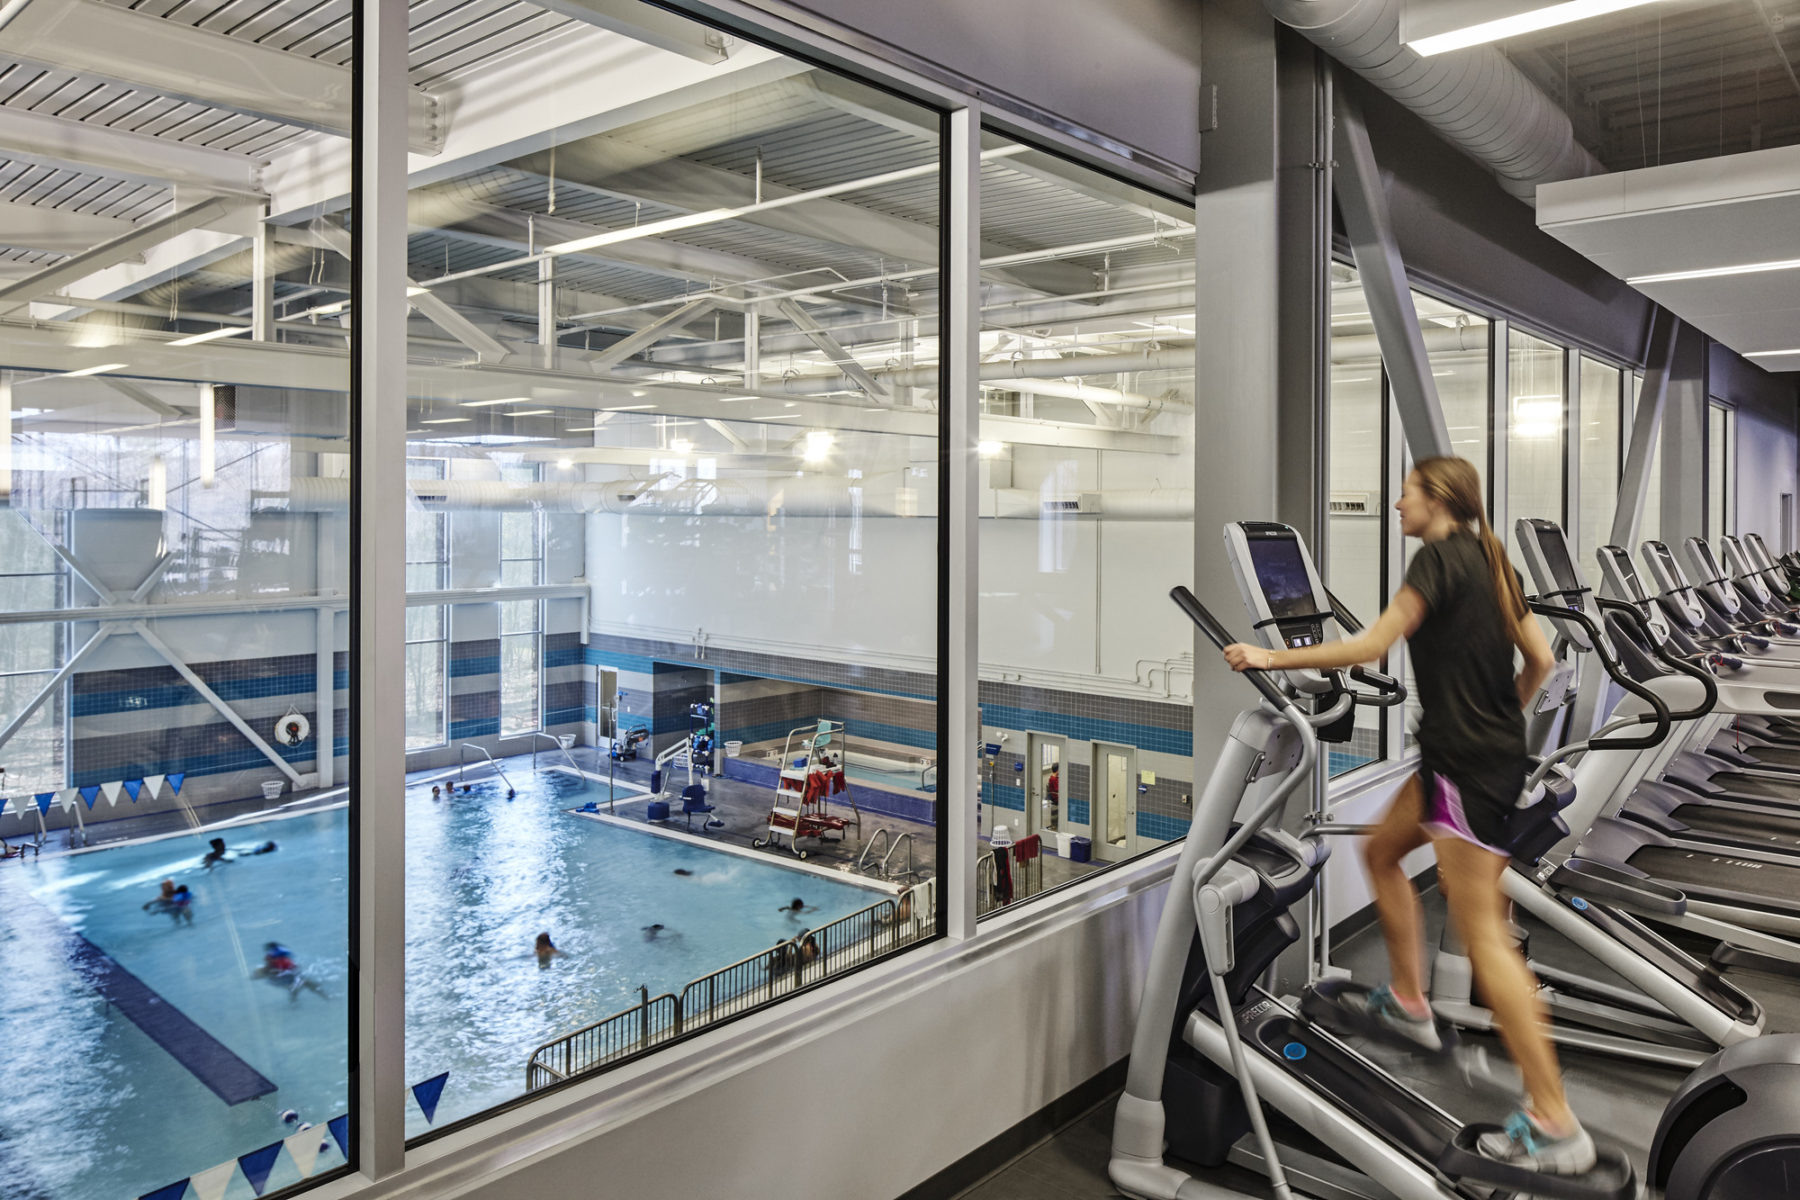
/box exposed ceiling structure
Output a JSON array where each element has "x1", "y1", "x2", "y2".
[{"x1": 0, "y1": 0, "x2": 1197, "y2": 484}]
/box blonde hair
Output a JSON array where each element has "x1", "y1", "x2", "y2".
[{"x1": 1411, "y1": 455, "x2": 1527, "y2": 626}]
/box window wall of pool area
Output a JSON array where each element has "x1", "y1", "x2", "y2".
[{"x1": 0, "y1": 0, "x2": 1211, "y2": 1195}]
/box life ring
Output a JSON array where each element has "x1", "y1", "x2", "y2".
[{"x1": 275, "y1": 713, "x2": 311, "y2": 746}]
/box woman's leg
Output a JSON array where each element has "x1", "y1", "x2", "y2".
[
  {"x1": 1434, "y1": 835, "x2": 1571, "y2": 1127},
  {"x1": 1362, "y1": 773, "x2": 1431, "y2": 1005}
]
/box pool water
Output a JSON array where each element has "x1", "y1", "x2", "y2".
[
  {"x1": 0, "y1": 767, "x2": 884, "y2": 1200},
  {"x1": 847, "y1": 761, "x2": 935, "y2": 793}
]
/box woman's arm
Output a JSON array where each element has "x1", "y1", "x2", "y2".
[
  {"x1": 1512, "y1": 610, "x2": 1555, "y2": 709},
  {"x1": 1222, "y1": 587, "x2": 1427, "y2": 673}
]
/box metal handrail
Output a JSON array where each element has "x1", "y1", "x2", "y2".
[
  {"x1": 880, "y1": 831, "x2": 917, "y2": 881},
  {"x1": 459, "y1": 743, "x2": 515, "y2": 791},
  {"x1": 528, "y1": 731, "x2": 586, "y2": 784},
  {"x1": 856, "y1": 827, "x2": 892, "y2": 874},
  {"x1": 527, "y1": 884, "x2": 940, "y2": 1091}
]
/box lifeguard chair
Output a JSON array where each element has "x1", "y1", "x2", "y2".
[{"x1": 751, "y1": 721, "x2": 858, "y2": 859}]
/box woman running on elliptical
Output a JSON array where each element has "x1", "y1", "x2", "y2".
[{"x1": 1222, "y1": 455, "x2": 1592, "y2": 1176}]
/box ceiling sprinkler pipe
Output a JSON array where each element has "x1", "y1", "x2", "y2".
[{"x1": 1262, "y1": 0, "x2": 1603, "y2": 202}]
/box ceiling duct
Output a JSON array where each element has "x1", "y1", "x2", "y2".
[{"x1": 1263, "y1": 0, "x2": 1604, "y2": 202}]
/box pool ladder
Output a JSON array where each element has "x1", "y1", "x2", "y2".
[
  {"x1": 459, "y1": 743, "x2": 516, "y2": 792},
  {"x1": 528, "y1": 732, "x2": 589, "y2": 788},
  {"x1": 856, "y1": 828, "x2": 919, "y2": 881}
]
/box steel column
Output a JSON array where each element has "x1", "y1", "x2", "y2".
[{"x1": 1610, "y1": 308, "x2": 1679, "y2": 550}]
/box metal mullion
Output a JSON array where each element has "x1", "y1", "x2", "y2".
[
  {"x1": 352, "y1": 0, "x2": 408, "y2": 1180},
  {"x1": 1489, "y1": 317, "x2": 1509, "y2": 532},
  {"x1": 1565, "y1": 346, "x2": 1580, "y2": 551},
  {"x1": 942, "y1": 104, "x2": 980, "y2": 941}
]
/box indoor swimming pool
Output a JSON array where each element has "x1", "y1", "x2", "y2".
[{"x1": 0, "y1": 767, "x2": 883, "y2": 1200}]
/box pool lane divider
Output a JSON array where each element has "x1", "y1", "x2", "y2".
[{"x1": 65, "y1": 931, "x2": 278, "y2": 1105}]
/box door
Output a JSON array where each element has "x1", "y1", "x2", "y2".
[
  {"x1": 1091, "y1": 742, "x2": 1138, "y2": 862},
  {"x1": 1022, "y1": 732, "x2": 1065, "y2": 840}
]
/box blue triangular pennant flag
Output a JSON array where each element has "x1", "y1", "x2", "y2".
[
  {"x1": 410, "y1": 1072, "x2": 449, "y2": 1124},
  {"x1": 237, "y1": 1142, "x2": 283, "y2": 1196},
  {"x1": 124, "y1": 780, "x2": 143, "y2": 802},
  {"x1": 327, "y1": 1114, "x2": 350, "y2": 1161},
  {"x1": 168, "y1": 773, "x2": 186, "y2": 795},
  {"x1": 35, "y1": 792, "x2": 54, "y2": 815},
  {"x1": 79, "y1": 786, "x2": 100, "y2": 810},
  {"x1": 138, "y1": 1181, "x2": 190, "y2": 1200}
]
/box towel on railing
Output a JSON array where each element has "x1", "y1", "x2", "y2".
[
  {"x1": 1012, "y1": 835, "x2": 1040, "y2": 865},
  {"x1": 992, "y1": 846, "x2": 1013, "y2": 905}
]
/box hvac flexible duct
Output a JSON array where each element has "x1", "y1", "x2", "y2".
[{"x1": 1262, "y1": 0, "x2": 1603, "y2": 201}]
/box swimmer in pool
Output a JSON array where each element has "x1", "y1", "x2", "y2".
[
  {"x1": 254, "y1": 942, "x2": 327, "y2": 1000},
  {"x1": 535, "y1": 932, "x2": 565, "y2": 966},
  {"x1": 143, "y1": 879, "x2": 177, "y2": 910},
  {"x1": 245, "y1": 840, "x2": 278, "y2": 855},
  {"x1": 672, "y1": 868, "x2": 693, "y2": 877},
  {"x1": 641, "y1": 924, "x2": 670, "y2": 942},
  {"x1": 778, "y1": 897, "x2": 815, "y2": 919},
  {"x1": 202, "y1": 837, "x2": 232, "y2": 869}
]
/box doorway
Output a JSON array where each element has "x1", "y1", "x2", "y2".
[
  {"x1": 1022, "y1": 732, "x2": 1065, "y2": 840},
  {"x1": 1091, "y1": 742, "x2": 1138, "y2": 862}
]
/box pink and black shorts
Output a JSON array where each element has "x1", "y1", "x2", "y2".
[{"x1": 1420, "y1": 768, "x2": 1511, "y2": 857}]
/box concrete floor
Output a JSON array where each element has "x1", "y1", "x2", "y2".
[{"x1": 950, "y1": 884, "x2": 1800, "y2": 1200}]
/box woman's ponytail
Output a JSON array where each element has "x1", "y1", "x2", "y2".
[{"x1": 1414, "y1": 456, "x2": 1527, "y2": 626}]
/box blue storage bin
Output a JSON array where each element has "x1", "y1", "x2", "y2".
[
  {"x1": 1069, "y1": 836, "x2": 1092, "y2": 863},
  {"x1": 646, "y1": 800, "x2": 670, "y2": 822}
]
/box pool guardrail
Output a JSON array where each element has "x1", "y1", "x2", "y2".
[{"x1": 525, "y1": 880, "x2": 934, "y2": 1091}]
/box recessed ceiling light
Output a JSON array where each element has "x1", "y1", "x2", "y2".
[
  {"x1": 420, "y1": 417, "x2": 472, "y2": 425},
  {"x1": 1746, "y1": 348, "x2": 1800, "y2": 358},
  {"x1": 1627, "y1": 257, "x2": 1800, "y2": 286},
  {"x1": 55, "y1": 362, "x2": 130, "y2": 379},
  {"x1": 509, "y1": 409, "x2": 553, "y2": 416},
  {"x1": 1408, "y1": 0, "x2": 1679, "y2": 57},
  {"x1": 604, "y1": 404, "x2": 655, "y2": 412},
  {"x1": 752, "y1": 413, "x2": 802, "y2": 421},
  {"x1": 463, "y1": 397, "x2": 529, "y2": 407},
  {"x1": 168, "y1": 327, "x2": 250, "y2": 347}
]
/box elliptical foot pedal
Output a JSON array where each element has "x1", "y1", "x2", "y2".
[
  {"x1": 1299, "y1": 977, "x2": 1458, "y2": 1060},
  {"x1": 1437, "y1": 1126, "x2": 1639, "y2": 1200},
  {"x1": 1710, "y1": 941, "x2": 1800, "y2": 981}
]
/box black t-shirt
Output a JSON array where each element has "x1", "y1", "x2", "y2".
[{"x1": 1404, "y1": 531, "x2": 1526, "y2": 796}]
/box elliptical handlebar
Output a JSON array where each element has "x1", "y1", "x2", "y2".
[
  {"x1": 1525, "y1": 598, "x2": 1672, "y2": 751},
  {"x1": 1171, "y1": 586, "x2": 1290, "y2": 710},
  {"x1": 1594, "y1": 596, "x2": 1718, "y2": 720}
]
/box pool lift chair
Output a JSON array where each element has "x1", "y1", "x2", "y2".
[{"x1": 681, "y1": 783, "x2": 722, "y2": 833}]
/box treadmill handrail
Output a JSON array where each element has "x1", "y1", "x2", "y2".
[
  {"x1": 1594, "y1": 597, "x2": 1717, "y2": 721},
  {"x1": 1526, "y1": 598, "x2": 1671, "y2": 751}
]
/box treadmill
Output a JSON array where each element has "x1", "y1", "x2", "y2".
[{"x1": 1517, "y1": 522, "x2": 1800, "y2": 939}]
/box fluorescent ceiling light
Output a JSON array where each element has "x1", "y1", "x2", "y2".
[
  {"x1": 420, "y1": 417, "x2": 472, "y2": 425},
  {"x1": 57, "y1": 362, "x2": 130, "y2": 379},
  {"x1": 1408, "y1": 0, "x2": 1677, "y2": 56},
  {"x1": 168, "y1": 326, "x2": 251, "y2": 347},
  {"x1": 509, "y1": 409, "x2": 553, "y2": 417},
  {"x1": 462, "y1": 397, "x2": 529, "y2": 407},
  {"x1": 753, "y1": 413, "x2": 802, "y2": 421},
  {"x1": 1747, "y1": 348, "x2": 1800, "y2": 358},
  {"x1": 199, "y1": 382, "x2": 215, "y2": 489},
  {"x1": 1627, "y1": 257, "x2": 1800, "y2": 286},
  {"x1": 604, "y1": 404, "x2": 655, "y2": 412},
  {"x1": 434, "y1": 433, "x2": 553, "y2": 446}
]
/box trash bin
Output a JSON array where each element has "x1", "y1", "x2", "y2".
[
  {"x1": 1069, "y1": 836, "x2": 1092, "y2": 863},
  {"x1": 724, "y1": 740, "x2": 743, "y2": 758},
  {"x1": 1053, "y1": 831, "x2": 1074, "y2": 857},
  {"x1": 261, "y1": 780, "x2": 284, "y2": 801},
  {"x1": 646, "y1": 800, "x2": 670, "y2": 822},
  {"x1": 557, "y1": 734, "x2": 576, "y2": 750}
]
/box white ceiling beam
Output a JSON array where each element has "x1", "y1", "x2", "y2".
[
  {"x1": 0, "y1": 200, "x2": 135, "y2": 254},
  {"x1": 0, "y1": 0, "x2": 441, "y2": 154},
  {"x1": 307, "y1": 219, "x2": 509, "y2": 362},
  {"x1": 774, "y1": 298, "x2": 890, "y2": 401},
  {"x1": 0, "y1": 106, "x2": 264, "y2": 194},
  {"x1": 532, "y1": 0, "x2": 735, "y2": 63},
  {"x1": 29, "y1": 224, "x2": 253, "y2": 322},
  {"x1": 586, "y1": 297, "x2": 715, "y2": 369},
  {"x1": 262, "y1": 26, "x2": 800, "y2": 221},
  {"x1": 0, "y1": 197, "x2": 235, "y2": 313}
]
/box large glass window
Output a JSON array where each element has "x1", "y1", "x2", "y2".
[
  {"x1": 972, "y1": 135, "x2": 1195, "y2": 904},
  {"x1": 1506, "y1": 330, "x2": 1567, "y2": 560},
  {"x1": 400, "y1": 10, "x2": 944, "y2": 1128},
  {"x1": 406, "y1": 459, "x2": 449, "y2": 749},
  {"x1": 1417, "y1": 292, "x2": 1492, "y2": 503},
  {"x1": 0, "y1": 10, "x2": 353, "y2": 1197},
  {"x1": 1578, "y1": 357, "x2": 1623, "y2": 582}
]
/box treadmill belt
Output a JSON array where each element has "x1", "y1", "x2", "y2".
[
  {"x1": 1631, "y1": 846, "x2": 1800, "y2": 913},
  {"x1": 1672, "y1": 804, "x2": 1800, "y2": 850},
  {"x1": 1714, "y1": 772, "x2": 1800, "y2": 801}
]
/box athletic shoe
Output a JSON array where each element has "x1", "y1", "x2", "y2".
[
  {"x1": 1343, "y1": 984, "x2": 1442, "y2": 1053},
  {"x1": 1476, "y1": 1109, "x2": 1598, "y2": 1175}
]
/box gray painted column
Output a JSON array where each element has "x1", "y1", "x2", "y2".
[
  {"x1": 1332, "y1": 85, "x2": 1451, "y2": 461},
  {"x1": 1609, "y1": 308, "x2": 1678, "y2": 551},
  {"x1": 355, "y1": 0, "x2": 409, "y2": 1178},
  {"x1": 1662, "y1": 325, "x2": 1710, "y2": 547}
]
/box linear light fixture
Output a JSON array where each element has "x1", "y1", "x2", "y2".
[
  {"x1": 50, "y1": 362, "x2": 131, "y2": 379},
  {"x1": 1626, "y1": 257, "x2": 1800, "y2": 286},
  {"x1": 169, "y1": 327, "x2": 251, "y2": 348},
  {"x1": 603, "y1": 404, "x2": 655, "y2": 412},
  {"x1": 509, "y1": 409, "x2": 553, "y2": 417},
  {"x1": 1747, "y1": 348, "x2": 1800, "y2": 358},
  {"x1": 462, "y1": 397, "x2": 530, "y2": 407},
  {"x1": 420, "y1": 417, "x2": 472, "y2": 425},
  {"x1": 752, "y1": 413, "x2": 802, "y2": 421},
  {"x1": 199, "y1": 383, "x2": 215, "y2": 489},
  {"x1": 1408, "y1": 0, "x2": 1677, "y2": 56},
  {"x1": 147, "y1": 455, "x2": 167, "y2": 510}
]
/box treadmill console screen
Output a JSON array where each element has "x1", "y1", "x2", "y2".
[
  {"x1": 1601, "y1": 548, "x2": 1648, "y2": 602},
  {"x1": 1246, "y1": 534, "x2": 1325, "y2": 647},
  {"x1": 1691, "y1": 539, "x2": 1724, "y2": 579},
  {"x1": 1650, "y1": 542, "x2": 1684, "y2": 584}
]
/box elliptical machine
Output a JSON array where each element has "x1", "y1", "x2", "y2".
[{"x1": 1109, "y1": 521, "x2": 1800, "y2": 1200}]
